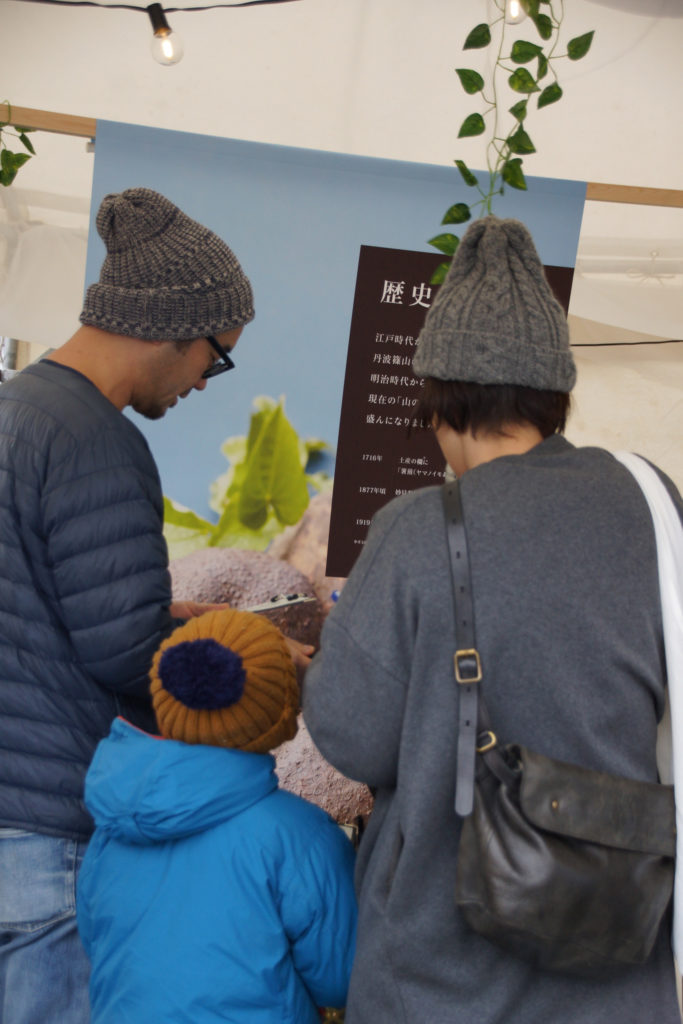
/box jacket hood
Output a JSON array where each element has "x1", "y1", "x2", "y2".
[{"x1": 84, "y1": 717, "x2": 278, "y2": 845}]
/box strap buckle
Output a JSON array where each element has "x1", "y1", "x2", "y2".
[
  {"x1": 454, "y1": 648, "x2": 482, "y2": 685},
  {"x1": 476, "y1": 730, "x2": 497, "y2": 753}
]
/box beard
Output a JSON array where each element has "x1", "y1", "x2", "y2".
[{"x1": 130, "y1": 397, "x2": 170, "y2": 421}]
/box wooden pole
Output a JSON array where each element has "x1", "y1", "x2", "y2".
[
  {"x1": 585, "y1": 182, "x2": 683, "y2": 209},
  {"x1": 2, "y1": 105, "x2": 683, "y2": 208},
  {"x1": 0, "y1": 104, "x2": 96, "y2": 140}
]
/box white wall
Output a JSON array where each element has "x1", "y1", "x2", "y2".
[{"x1": 2, "y1": 0, "x2": 683, "y2": 198}]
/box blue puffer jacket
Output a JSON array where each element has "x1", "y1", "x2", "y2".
[
  {"x1": 77, "y1": 718, "x2": 358, "y2": 1023},
  {"x1": 0, "y1": 361, "x2": 177, "y2": 838}
]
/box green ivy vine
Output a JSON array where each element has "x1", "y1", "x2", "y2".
[
  {"x1": 429, "y1": 0, "x2": 594, "y2": 283},
  {"x1": 0, "y1": 103, "x2": 36, "y2": 186}
]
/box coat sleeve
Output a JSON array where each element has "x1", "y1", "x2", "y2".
[
  {"x1": 42, "y1": 426, "x2": 176, "y2": 698},
  {"x1": 280, "y1": 816, "x2": 358, "y2": 1009},
  {"x1": 303, "y1": 498, "x2": 419, "y2": 789}
]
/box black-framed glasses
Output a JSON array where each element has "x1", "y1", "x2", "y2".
[{"x1": 203, "y1": 335, "x2": 236, "y2": 379}]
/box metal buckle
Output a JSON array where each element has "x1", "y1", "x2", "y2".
[
  {"x1": 454, "y1": 648, "x2": 482, "y2": 684},
  {"x1": 476, "y1": 730, "x2": 497, "y2": 753}
]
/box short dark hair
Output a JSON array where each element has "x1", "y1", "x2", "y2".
[
  {"x1": 414, "y1": 377, "x2": 571, "y2": 439},
  {"x1": 172, "y1": 338, "x2": 196, "y2": 352}
]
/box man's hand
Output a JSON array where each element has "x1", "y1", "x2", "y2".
[
  {"x1": 284, "y1": 636, "x2": 315, "y2": 685},
  {"x1": 169, "y1": 603, "x2": 314, "y2": 684},
  {"x1": 170, "y1": 600, "x2": 230, "y2": 620}
]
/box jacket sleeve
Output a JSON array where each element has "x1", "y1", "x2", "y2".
[
  {"x1": 42, "y1": 425, "x2": 176, "y2": 698},
  {"x1": 280, "y1": 816, "x2": 358, "y2": 1009}
]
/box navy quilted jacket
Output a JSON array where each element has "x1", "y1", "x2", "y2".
[{"x1": 0, "y1": 360, "x2": 177, "y2": 839}]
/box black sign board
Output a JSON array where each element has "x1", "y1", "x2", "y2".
[{"x1": 326, "y1": 244, "x2": 574, "y2": 578}]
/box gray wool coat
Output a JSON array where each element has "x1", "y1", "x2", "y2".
[{"x1": 303, "y1": 434, "x2": 683, "y2": 1024}]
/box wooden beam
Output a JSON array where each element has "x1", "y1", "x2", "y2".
[
  {"x1": 585, "y1": 181, "x2": 683, "y2": 209},
  {"x1": 2, "y1": 106, "x2": 683, "y2": 209},
  {"x1": 0, "y1": 104, "x2": 96, "y2": 140}
]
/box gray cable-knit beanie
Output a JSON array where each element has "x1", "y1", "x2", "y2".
[
  {"x1": 80, "y1": 187, "x2": 255, "y2": 341},
  {"x1": 413, "y1": 216, "x2": 576, "y2": 391}
]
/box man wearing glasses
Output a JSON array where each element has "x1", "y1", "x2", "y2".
[{"x1": 0, "y1": 187, "x2": 312, "y2": 1023}]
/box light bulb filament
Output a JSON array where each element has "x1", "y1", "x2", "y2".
[
  {"x1": 146, "y1": 3, "x2": 184, "y2": 65},
  {"x1": 505, "y1": 0, "x2": 527, "y2": 23}
]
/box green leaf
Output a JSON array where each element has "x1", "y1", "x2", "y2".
[
  {"x1": 567, "y1": 31, "x2": 594, "y2": 61},
  {"x1": 463, "y1": 23, "x2": 491, "y2": 49},
  {"x1": 455, "y1": 159, "x2": 479, "y2": 186},
  {"x1": 455, "y1": 68, "x2": 485, "y2": 94},
  {"x1": 531, "y1": 12, "x2": 553, "y2": 40},
  {"x1": 442, "y1": 202, "x2": 471, "y2": 225},
  {"x1": 208, "y1": 397, "x2": 327, "y2": 525},
  {"x1": 507, "y1": 126, "x2": 536, "y2": 155},
  {"x1": 509, "y1": 99, "x2": 528, "y2": 122},
  {"x1": 305, "y1": 470, "x2": 332, "y2": 495},
  {"x1": 0, "y1": 148, "x2": 30, "y2": 186},
  {"x1": 428, "y1": 233, "x2": 460, "y2": 257},
  {"x1": 525, "y1": 0, "x2": 540, "y2": 15},
  {"x1": 502, "y1": 158, "x2": 527, "y2": 190},
  {"x1": 301, "y1": 436, "x2": 329, "y2": 465},
  {"x1": 510, "y1": 40, "x2": 543, "y2": 64},
  {"x1": 537, "y1": 54, "x2": 548, "y2": 80},
  {"x1": 244, "y1": 394, "x2": 278, "y2": 460},
  {"x1": 162, "y1": 497, "x2": 215, "y2": 561},
  {"x1": 237, "y1": 401, "x2": 309, "y2": 530},
  {"x1": 538, "y1": 82, "x2": 563, "y2": 108},
  {"x1": 18, "y1": 132, "x2": 35, "y2": 155},
  {"x1": 458, "y1": 112, "x2": 486, "y2": 138},
  {"x1": 211, "y1": 500, "x2": 281, "y2": 551},
  {"x1": 208, "y1": 434, "x2": 248, "y2": 513},
  {"x1": 508, "y1": 68, "x2": 540, "y2": 94},
  {"x1": 430, "y1": 260, "x2": 452, "y2": 286}
]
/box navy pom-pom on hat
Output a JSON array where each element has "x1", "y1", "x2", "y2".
[{"x1": 158, "y1": 639, "x2": 246, "y2": 710}]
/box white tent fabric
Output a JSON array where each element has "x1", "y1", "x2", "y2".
[
  {"x1": 0, "y1": 222, "x2": 87, "y2": 347},
  {"x1": 571, "y1": 272, "x2": 682, "y2": 341}
]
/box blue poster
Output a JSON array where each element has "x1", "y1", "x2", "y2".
[{"x1": 86, "y1": 121, "x2": 586, "y2": 522}]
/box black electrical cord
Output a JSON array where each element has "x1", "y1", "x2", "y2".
[
  {"x1": 12, "y1": 0, "x2": 299, "y2": 9},
  {"x1": 572, "y1": 339, "x2": 682, "y2": 348}
]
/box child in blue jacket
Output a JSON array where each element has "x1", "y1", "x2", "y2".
[{"x1": 77, "y1": 607, "x2": 357, "y2": 1024}]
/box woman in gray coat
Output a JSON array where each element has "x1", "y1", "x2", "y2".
[{"x1": 303, "y1": 216, "x2": 682, "y2": 1024}]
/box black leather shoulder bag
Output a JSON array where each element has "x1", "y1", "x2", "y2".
[{"x1": 443, "y1": 480, "x2": 676, "y2": 977}]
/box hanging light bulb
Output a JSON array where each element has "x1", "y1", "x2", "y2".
[
  {"x1": 505, "y1": 0, "x2": 527, "y2": 24},
  {"x1": 147, "y1": 3, "x2": 184, "y2": 66}
]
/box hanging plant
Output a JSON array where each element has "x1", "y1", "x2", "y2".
[
  {"x1": 429, "y1": 0, "x2": 594, "y2": 283},
  {"x1": 0, "y1": 102, "x2": 36, "y2": 186}
]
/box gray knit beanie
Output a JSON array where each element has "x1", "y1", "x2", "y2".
[
  {"x1": 80, "y1": 187, "x2": 254, "y2": 341},
  {"x1": 413, "y1": 216, "x2": 576, "y2": 391}
]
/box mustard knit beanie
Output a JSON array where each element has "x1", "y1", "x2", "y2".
[{"x1": 150, "y1": 607, "x2": 298, "y2": 753}]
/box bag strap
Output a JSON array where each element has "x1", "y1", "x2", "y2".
[
  {"x1": 442, "y1": 481, "x2": 485, "y2": 817},
  {"x1": 613, "y1": 450, "x2": 683, "y2": 962},
  {"x1": 613, "y1": 451, "x2": 683, "y2": 784}
]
